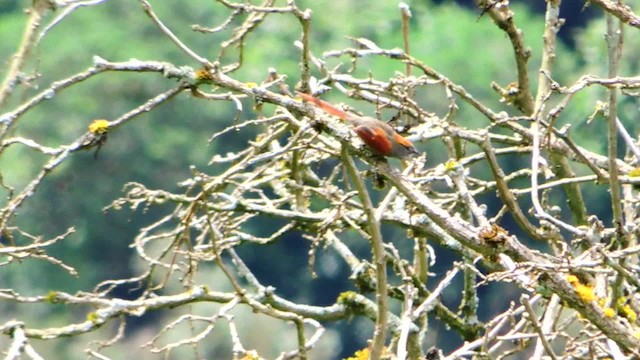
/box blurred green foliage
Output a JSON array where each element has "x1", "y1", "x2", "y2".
[{"x1": 0, "y1": 0, "x2": 627, "y2": 358}]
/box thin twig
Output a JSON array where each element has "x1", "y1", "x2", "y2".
[{"x1": 342, "y1": 147, "x2": 388, "y2": 360}]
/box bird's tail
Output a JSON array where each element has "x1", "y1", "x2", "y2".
[{"x1": 297, "y1": 92, "x2": 353, "y2": 121}]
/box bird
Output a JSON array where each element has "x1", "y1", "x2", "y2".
[{"x1": 298, "y1": 92, "x2": 419, "y2": 159}]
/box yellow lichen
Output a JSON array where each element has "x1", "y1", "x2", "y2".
[
  {"x1": 616, "y1": 297, "x2": 628, "y2": 306},
  {"x1": 88, "y1": 119, "x2": 110, "y2": 134},
  {"x1": 194, "y1": 68, "x2": 213, "y2": 83},
  {"x1": 337, "y1": 291, "x2": 358, "y2": 304},
  {"x1": 44, "y1": 291, "x2": 59, "y2": 303},
  {"x1": 479, "y1": 223, "x2": 508, "y2": 242},
  {"x1": 444, "y1": 160, "x2": 458, "y2": 172},
  {"x1": 574, "y1": 283, "x2": 596, "y2": 303},
  {"x1": 343, "y1": 348, "x2": 369, "y2": 360},
  {"x1": 629, "y1": 168, "x2": 640, "y2": 177},
  {"x1": 343, "y1": 346, "x2": 393, "y2": 360},
  {"x1": 603, "y1": 307, "x2": 616, "y2": 318},
  {"x1": 238, "y1": 350, "x2": 261, "y2": 360},
  {"x1": 567, "y1": 275, "x2": 595, "y2": 303},
  {"x1": 566, "y1": 275, "x2": 579, "y2": 284},
  {"x1": 620, "y1": 304, "x2": 637, "y2": 323},
  {"x1": 86, "y1": 312, "x2": 100, "y2": 323}
]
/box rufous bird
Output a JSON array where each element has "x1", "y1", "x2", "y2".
[{"x1": 298, "y1": 92, "x2": 419, "y2": 159}]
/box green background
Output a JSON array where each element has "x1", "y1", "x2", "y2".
[{"x1": 0, "y1": 0, "x2": 631, "y2": 358}]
